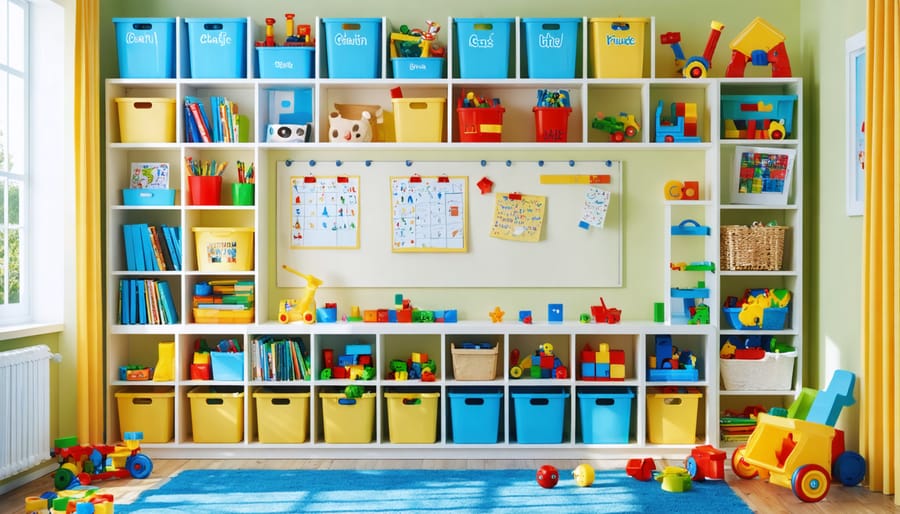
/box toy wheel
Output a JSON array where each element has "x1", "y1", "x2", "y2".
[
  {"x1": 77, "y1": 472, "x2": 92, "y2": 486},
  {"x1": 731, "y1": 445, "x2": 758, "y2": 479},
  {"x1": 685, "y1": 455, "x2": 704, "y2": 481},
  {"x1": 684, "y1": 61, "x2": 707, "y2": 79},
  {"x1": 770, "y1": 129, "x2": 785, "y2": 140},
  {"x1": 664, "y1": 135, "x2": 675, "y2": 143},
  {"x1": 625, "y1": 126, "x2": 638, "y2": 137},
  {"x1": 612, "y1": 132, "x2": 625, "y2": 142},
  {"x1": 791, "y1": 464, "x2": 831, "y2": 502},
  {"x1": 127, "y1": 453, "x2": 153, "y2": 479},
  {"x1": 53, "y1": 468, "x2": 75, "y2": 490},
  {"x1": 833, "y1": 451, "x2": 866, "y2": 486},
  {"x1": 302, "y1": 311, "x2": 315, "y2": 323}
]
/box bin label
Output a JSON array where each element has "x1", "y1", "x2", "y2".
[
  {"x1": 124, "y1": 31, "x2": 159, "y2": 46},
  {"x1": 200, "y1": 31, "x2": 233, "y2": 47},
  {"x1": 468, "y1": 32, "x2": 495, "y2": 49},
  {"x1": 538, "y1": 32, "x2": 564, "y2": 49},
  {"x1": 274, "y1": 60, "x2": 294, "y2": 69},
  {"x1": 606, "y1": 34, "x2": 636, "y2": 47},
  {"x1": 334, "y1": 32, "x2": 368, "y2": 47}
]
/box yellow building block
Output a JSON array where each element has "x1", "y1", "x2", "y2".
[
  {"x1": 611, "y1": 363, "x2": 626, "y2": 379},
  {"x1": 348, "y1": 364, "x2": 365, "y2": 380},
  {"x1": 363, "y1": 310, "x2": 378, "y2": 322},
  {"x1": 596, "y1": 350, "x2": 610, "y2": 364}
]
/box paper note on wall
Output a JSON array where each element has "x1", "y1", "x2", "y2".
[
  {"x1": 579, "y1": 186, "x2": 611, "y2": 229},
  {"x1": 490, "y1": 193, "x2": 546, "y2": 242},
  {"x1": 390, "y1": 176, "x2": 467, "y2": 252},
  {"x1": 290, "y1": 176, "x2": 360, "y2": 249}
]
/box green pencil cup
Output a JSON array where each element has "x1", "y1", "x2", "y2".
[{"x1": 232, "y1": 183, "x2": 254, "y2": 205}]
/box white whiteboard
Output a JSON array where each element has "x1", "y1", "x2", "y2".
[{"x1": 276, "y1": 160, "x2": 622, "y2": 288}]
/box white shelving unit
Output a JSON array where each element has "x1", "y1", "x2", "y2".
[{"x1": 104, "y1": 15, "x2": 802, "y2": 458}]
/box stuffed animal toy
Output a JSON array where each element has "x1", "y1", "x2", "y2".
[{"x1": 328, "y1": 111, "x2": 373, "y2": 142}]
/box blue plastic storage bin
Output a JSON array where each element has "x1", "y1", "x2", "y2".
[
  {"x1": 392, "y1": 57, "x2": 445, "y2": 79},
  {"x1": 113, "y1": 18, "x2": 176, "y2": 78},
  {"x1": 511, "y1": 389, "x2": 569, "y2": 443},
  {"x1": 256, "y1": 47, "x2": 315, "y2": 79},
  {"x1": 454, "y1": 18, "x2": 514, "y2": 78},
  {"x1": 122, "y1": 189, "x2": 176, "y2": 206},
  {"x1": 723, "y1": 306, "x2": 789, "y2": 330},
  {"x1": 185, "y1": 18, "x2": 247, "y2": 79},
  {"x1": 322, "y1": 18, "x2": 382, "y2": 78},
  {"x1": 578, "y1": 389, "x2": 634, "y2": 444},
  {"x1": 448, "y1": 390, "x2": 503, "y2": 443},
  {"x1": 522, "y1": 18, "x2": 580, "y2": 78}
]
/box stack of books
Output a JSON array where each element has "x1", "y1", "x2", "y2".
[{"x1": 192, "y1": 280, "x2": 254, "y2": 323}]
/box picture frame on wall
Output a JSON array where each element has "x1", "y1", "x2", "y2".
[
  {"x1": 846, "y1": 31, "x2": 866, "y2": 217},
  {"x1": 732, "y1": 146, "x2": 796, "y2": 205}
]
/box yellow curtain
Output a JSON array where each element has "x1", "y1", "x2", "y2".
[
  {"x1": 74, "y1": 0, "x2": 104, "y2": 442},
  {"x1": 861, "y1": 0, "x2": 899, "y2": 501}
]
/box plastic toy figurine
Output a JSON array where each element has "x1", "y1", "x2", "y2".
[
  {"x1": 725, "y1": 17, "x2": 792, "y2": 78},
  {"x1": 591, "y1": 112, "x2": 640, "y2": 142},
  {"x1": 489, "y1": 306, "x2": 505, "y2": 323},
  {"x1": 278, "y1": 265, "x2": 323, "y2": 323},
  {"x1": 52, "y1": 432, "x2": 152, "y2": 490},
  {"x1": 660, "y1": 21, "x2": 725, "y2": 78},
  {"x1": 655, "y1": 100, "x2": 701, "y2": 143},
  {"x1": 685, "y1": 444, "x2": 726, "y2": 481},
  {"x1": 536, "y1": 464, "x2": 559, "y2": 488},
  {"x1": 626, "y1": 457, "x2": 657, "y2": 481},
  {"x1": 590, "y1": 297, "x2": 622, "y2": 323},
  {"x1": 656, "y1": 466, "x2": 692, "y2": 492}
]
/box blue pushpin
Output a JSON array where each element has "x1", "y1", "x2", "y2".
[
  {"x1": 569, "y1": 160, "x2": 575, "y2": 167},
  {"x1": 481, "y1": 160, "x2": 487, "y2": 167},
  {"x1": 506, "y1": 160, "x2": 512, "y2": 167},
  {"x1": 365, "y1": 160, "x2": 372, "y2": 167},
  {"x1": 285, "y1": 159, "x2": 293, "y2": 166},
  {"x1": 538, "y1": 160, "x2": 545, "y2": 167},
  {"x1": 308, "y1": 159, "x2": 315, "y2": 166},
  {"x1": 335, "y1": 160, "x2": 343, "y2": 167}
]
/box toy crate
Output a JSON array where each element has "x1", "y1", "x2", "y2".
[
  {"x1": 319, "y1": 392, "x2": 376, "y2": 443},
  {"x1": 448, "y1": 389, "x2": 503, "y2": 443},
  {"x1": 392, "y1": 57, "x2": 445, "y2": 79},
  {"x1": 115, "y1": 389, "x2": 174, "y2": 443},
  {"x1": 115, "y1": 98, "x2": 176, "y2": 143},
  {"x1": 511, "y1": 389, "x2": 569, "y2": 443},
  {"x1": 254, "y1": 389, "x2": 311, "y2": 443},
  {"x1": 721, "y1": 95, "x2": 797, "y2": 139},
  {"x1": 322, "y1": 18, "x2": 382, "y2": 78},
  {"x1": 210, "y1": 351, "x2": 244, "y2": 381},
  {"x1": 722, "y1": 306, "x2": 789, "y2": 330},
  {"x1": 450, "y1": 344, "x2": 499, "y2": 380},
  {"x1": 588, "y1": 17, "x2": 649, "y2": 78},
  {"x1": 720, "y1": 352, "x2": 796, "y2": 391},
  {"x1": 457, "y1": 106, "x2": 505, "y2": 142},
  {"x1": 256, "y1": 46, "x2": 314, "y2": 79},
  {"x1": 384, "y1": 392, "x2": 441, "y2": 443},
  {"x1": 522, "y1": 18, "x2": 580, "y2": 79},
  {"x1": 391, "y1": 98, "x2": 446, "y2": 142},
  {"x1": 720, "y1": 225, "x2": 788, "y2": 270},
  {"x1": 533, "y1": 107, "x2": 572, "y2": 142},
  {"x1": 122, "y1": 189, "x2": 176, "y2": 206},
  {"x1": 185, "y1": 18, "x2": 247, "y2": 78},
  {"x1": 646, "y1": 390, "x2": 702, "y2": 444},
  {"x1": 577, "y1": 388, "x2": 634, "y2": 444},
  {"x1": 192, "y1": 227, "x2": 254, "y2": 271},
  {"x1": 193, "y1": 307, "x2": 254, "y2": 324},
  {"x1": 187, "y1": 386, "x2": 244, "y2": 443},
  {"x1": 454, "y1": 18, "x2": 514, "y2": 78},
  {"x1": 113, "y1": 18, "x2": 176, "y2": 78}
]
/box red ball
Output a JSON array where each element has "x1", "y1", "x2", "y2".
[{"x1": 536, "y1": 465, "x2": 560, "y2": 488}]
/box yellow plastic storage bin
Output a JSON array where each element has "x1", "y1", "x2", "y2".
[
  {"x1": 319, "y1": 392, "x2": 376, "y2": 443},
  {"x1": 254, "y1": 389, "x2": 311, "y2": 443},
  {"x1": 188, "y1": 386, "x2": 244, "y2": 443},
  {"x1": 646, "y1": 390, "x2": 702, "y2": 444},
  {"x1": 392, "y1": 97, "x2": 446, "y2": 142},
  {"x1": 193, "y1": 307, "x2": 254, "y2": 324},
  {"x1": 192, "y1": 227, "x2": 254, "y2": 271},
  {"x1": 115, "y1": 97, "x2": 176, "y2": 142},
  {"x1": 384, "y1": 392, "x2": 440, "y2": 443},
  {"x1": 115, "y1": 389, "x2": 174, "y2": 443},
  {"x1": 588, "y1": 17, "x2": 649, "y2": 78}
]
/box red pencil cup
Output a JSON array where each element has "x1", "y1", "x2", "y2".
[
  {"x1": 533, "y1": 106, "x2": 572, "y2": 142},
  {"x1": 188, "y1": 175, "x2": 222, "y2": 205}
]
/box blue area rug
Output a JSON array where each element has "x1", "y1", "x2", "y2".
[{"x1": 116, "y1": 468, "x2": 752, "y2": 513}]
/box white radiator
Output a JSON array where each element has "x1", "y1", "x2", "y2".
[{"x1": 0, "y1": 345, "x2": 60, "y2": 480}]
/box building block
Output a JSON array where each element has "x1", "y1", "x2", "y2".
[
  {"x1": 626, "y1": 458, "x2": 656, "y2": 481},
  {"x1": 805, "y1": 369, "x2": 856, "y2": 427},
  {"x1": 345, "y1": 344, "x2": 372, "y2": 355},
  {"x1": 787, "y1": 387, "x2": 817, "y2": 419},
  {"x1": 581, "y1": 362, "x2": 596, "y2": 378},
  {"x1": 610, "y1": 363, "x2": 626, "y2": 379},
  {"x1": 610, "y1": 349, "x2": 625, "y2": 365},
  {"x1": 655, "y1": 335, "x2": 673, "y2": 366},
  {"x1": 596, "y1": 362, "x2": 611, "y2": 378},
  {"x1": 548, "y1": 303, "x2": 563, "y2": 323},
  {"x1": 596, "y1": 349, "x2": 610, "y2": 363}
]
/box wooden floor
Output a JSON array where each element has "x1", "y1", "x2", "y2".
[{"x1": 2, "y1": 458, "x2": 897, "y2": 513}]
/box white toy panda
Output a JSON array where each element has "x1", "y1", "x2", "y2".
[{"x1": 328, "y1": 110, "x2": 373, "y2": 142}]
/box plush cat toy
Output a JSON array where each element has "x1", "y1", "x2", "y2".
[{"x1": 329, "y1": 111, "x2": 373, "y2": 142}]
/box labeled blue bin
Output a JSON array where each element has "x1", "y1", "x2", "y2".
[
  {"x1": 323, "y1": 18, "x2": 382, "y2": 78},
  {"x1": 185, "y1": 18, "x2": 247, "y2": 78},
  {"x1": 257, "y1": 47, "x2": 315, "y2": 79},
  {"x1": 522, "y1": 18, "x2": 580, "y2": 78},
  {"x1": 392, "y1": 57, "x2": 445, "y2": 79},
  {"x1": 578, "y1": 389, "x2": 634, "y2": 443},
  {"x1": 113, "y1": 18, "x2": 176, "y2": 78},
  {"x1": 511, "y1": 389, "x2": 569, "y2": 443},
  {"x1": 448, "y1": 390, "x2": 503, "y2": 443},
  {"x1": 455, "y1": 18, "x2": 514, "y2": 78}
]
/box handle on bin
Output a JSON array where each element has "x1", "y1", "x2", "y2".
[
  {"x1": 473, "y1": 23, "x2": 495, "y2": 31},
  {"x1": 338, "y1": 398, "x2": 358, "y2": 406},
  {"x1": 341, "y1": 23, "x2": 362, "y2": 31},
  {"x1": 203, "y1": 23, "x2": 224, "y2": 31},
  {"x1": 132, "y1": 23, "x2": 153, "y2": 30},
  {"x1": 663, "y1": 398, "x2": 683, "y2": 406},
  {"x1": 464, "y1": 398, "x2": 485, "y2": 406},
  {"x1": 401, "y1": 398, "x2": 422, "y2": 406},
  {"x1": 529, "y1": 398, "x2": 550, "y2": 406},
  {"x1": 133, "y1": 101, "x2": 154, "y2": 110},
  {"x1": 407, "y1": 102, "x2": 431, "y2": 111},
  {"x1": 541, "y1": 23, "x2": 562, "y2": 30},
  {"x1": 205, "y1": 398, "x2": 224, "y2": 406},
  {"x1": 132, "y1": 397, "x2": 153, "y2": 405},
  {"x1": 594, "y1": 398, "x2": 615, "y2": 406},
  {"x1": 272, "y1": 398, "x2": 291, "y2": 406}
]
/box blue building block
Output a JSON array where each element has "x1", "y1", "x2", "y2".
[
  {"x1": 519, "y1": 310, "x2": 533, "y2": 322},
  {"x1": 655, "y1": 335, "x2": 673, "y2": 368},
  {"x1": 388, "y1": 310, "x2": 398, "y2": 322},
  {"x1": 345, "y1": 344, "x2": 372, "y2": 355},
  {"x1": 581, "y1": 362, "x2": 596, "y2": 378},
  {"x1": 806, "y1": 369, "x2": 856, "y2": 427},
  {"x1": 443, "y1": 309, "x2": 458, "y2": 323},
  {"x1": 596, "y1": 362, "x2": 611, "y2": 378},
  {"x1": 337, "y1": 354, "x2": 356, "y2": 366},
  {"x1": 548, "y1": 304, "x2": 563, "y2": 323}
]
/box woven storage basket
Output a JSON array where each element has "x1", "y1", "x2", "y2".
[{"x1": 720, "y1": 225, "x2": 788, "y2": 271}]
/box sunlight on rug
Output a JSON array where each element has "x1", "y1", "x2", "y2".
[{"x1": 116, "y1": 469, "x2": 752, "y2": 514}]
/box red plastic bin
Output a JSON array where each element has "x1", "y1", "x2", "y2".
[
  {"x1": 457, "y1": 106, "x2": 505, "y2": 142},
  {"x1": 533, "y1": 107, "x2": 572, "y2": 142}
]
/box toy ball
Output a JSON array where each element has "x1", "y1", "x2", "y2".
[
  {"x1": 572, "y1": 463, "x2": 595, "y2": 487},
  {"x1": 536, "y1": 465, "x2": 560, "y2": 488}
]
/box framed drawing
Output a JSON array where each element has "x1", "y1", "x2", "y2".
[
  {"x1": 846, "y1": 31, "x2": 866, "y2": 216},
  {"x1": 732, "y1": 146, "x2": 796, "y2": 205}
]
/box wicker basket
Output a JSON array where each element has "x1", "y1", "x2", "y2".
[{"x1": 720, "y1": 225, "x2": 788, "y2": 271}]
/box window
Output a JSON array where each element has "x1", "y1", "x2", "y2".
[{"x1": 0, "y1": 0, "x2": 27, "y2": 320}]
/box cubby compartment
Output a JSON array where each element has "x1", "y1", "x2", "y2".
[
  {"x1": 447, "y1": 387, "x2": 505, "y2": 444},
  {"x1": 314, "y1": 334, "x2": 376, "y2": 382},
  {"x1": 383, "y1": 387, "x2": 442, "y2": 444},
  {"x1": 586, "y1": 84, "x2": 644, "y2": 143},
  {"x1": 573, "y1": 333, "x2": 637, "y2": 381},
  {"x1": 510, "y1": 386, "x2": 570, "y2": 444},
  {"x1": 445, "y1": 334, "x2": 503, "y2": 382},
  {"x1": 381, "y1": 333, "x2": 441, "y2": 382},
  {"x1": 317, "y1": 386, "x2": 377, "y2": 444},
  {"x1": 645, "y1": 333, "x2": 707, "y2": 383},
  {"x1": 508, "y1": 333, "x2": 571, "y2": 381}
]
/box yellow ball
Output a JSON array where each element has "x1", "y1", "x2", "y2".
[{"x1": 573, "y1": 463, "x2": 595, "y2": 487}]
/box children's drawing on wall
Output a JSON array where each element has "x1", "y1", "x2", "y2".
[
  {"x1": 490, "y1": 192, "x2": 546, "y2": 242},
  {"x1": 732, "y1": 146, "x2": 795, "y2": 205},
  {"x1": 290, "y1": 175, "x2": 360, "y2": 249},
  {"x1": 579, "y1": 186, "x2": 611, "y2": 229},
  {"x1": 390, "y1": 175, "x2": 467, "y2": 252}
]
